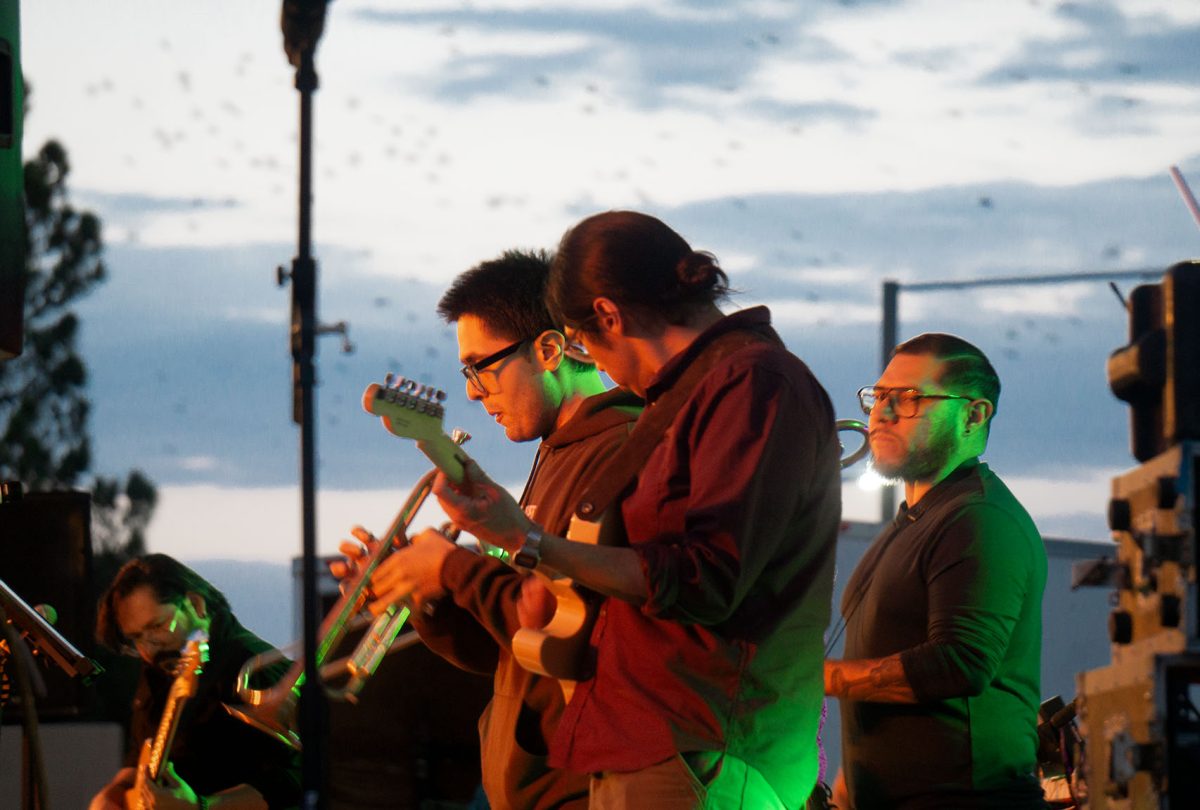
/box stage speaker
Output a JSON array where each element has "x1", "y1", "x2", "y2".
[
  {"x1": 0, "y1": 489, "x2": 97, "y2": 720},
  {"x1": 0, "y1": 0, "x2": 25, "y2": 360}
]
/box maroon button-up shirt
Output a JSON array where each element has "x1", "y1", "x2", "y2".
[{"x1": 550, "y1": 307, "x2": 841, "y2": 808}]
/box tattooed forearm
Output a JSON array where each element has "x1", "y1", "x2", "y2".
[{"x1": 824, "y1": 654, "x2": 918, "y2": 703}]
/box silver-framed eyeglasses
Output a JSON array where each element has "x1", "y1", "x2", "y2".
[
  {"x1": 857, "y1": 386, "x2": 974, "y2": 419},
  {"x1": 460, "y1": 338, "x2": 529, "y2": 391}
]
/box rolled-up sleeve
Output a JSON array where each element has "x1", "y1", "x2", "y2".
[
  {"x1": 900, "y1": 504, "x2": 1034, "y2": 701},
  {"x1": 636, "y1": 358, "x2": 828, "y2": 626}
]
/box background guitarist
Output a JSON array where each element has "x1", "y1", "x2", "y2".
[
  {"x1": 88, "y1": 555, "x2": 301, "y2": 810},
  {"x1": 350, "y1": 249, "x2": 639, "y2": 809},
  {"x1": 427, "y1": 212, "x2": 842, "y2": 809}
]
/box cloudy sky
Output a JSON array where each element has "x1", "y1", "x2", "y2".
[{"x1": 17, "y1": 0, "x2": 1200, "y2": 582}]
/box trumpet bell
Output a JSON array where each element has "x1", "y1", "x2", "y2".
[
  {"x1": 837, "y1": 419, "x2": 870, "y2": 469},
  {"x1": 223, "y1": 647, "x2": 303, "y2": 751},
  {"x1": 224, "y1": 697, "x2": 302, "y2": 751}
]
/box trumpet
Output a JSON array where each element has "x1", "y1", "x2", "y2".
[
  {"x1": 837, "y1": 418, "x2": 870, "y2": 468},
  {"x1": 225, "y1": 440, "x2": 465, "y2": 750}
]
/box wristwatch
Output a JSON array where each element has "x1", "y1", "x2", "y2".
[{"x1": 512, "y1": 526, "x2": 544, "y2": 570}]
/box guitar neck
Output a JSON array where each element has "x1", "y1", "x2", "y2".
[
  {"x1": 147, "y1": 691, "x2": 188, "y2": 782},
  {"x1": 416, "y1": 433, "x2": 468, "y2": 486}
]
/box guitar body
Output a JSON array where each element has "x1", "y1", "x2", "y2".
[{"x1": 511, "y1": 512, "x2": 625, "y2": 700}]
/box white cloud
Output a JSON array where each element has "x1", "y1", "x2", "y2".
[
  {"x1": 841, "y1": 463, "x2": 1121, "y2": 538},
  {"x1": 976, "y1": 282, "x2": 1096, "y2": 316},
  {"x1": 177, "y1": 455, "x2": 221, "y2": 472},
  {"x1": 148, "y1": 482, "x2": 527, "y2": 564},
  {"x1": 221, "y1": 306, "x2": 288, "y2": 326}
]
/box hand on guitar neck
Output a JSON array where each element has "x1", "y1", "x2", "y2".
[
  {"x1": 362, "y1": 378, "x2": 530, "y2": 551},
  {"x1": 362, "y1": 377, "x2": 646, "y2": 690}
]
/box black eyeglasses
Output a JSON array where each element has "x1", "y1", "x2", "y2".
[
  {"x1": 460, "y1": 339, "x2": 529, "y2": 391},
  {"x1": 857, "y1": 386, "x2": 974, "y2": 419}
]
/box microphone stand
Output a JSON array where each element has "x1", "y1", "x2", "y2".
[{"x1": 279, "y1": 2, "x2": 330, "y2": 807}]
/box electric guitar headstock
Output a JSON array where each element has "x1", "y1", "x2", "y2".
[
  {"x1": 170, "y1": 630, "x2": 209, "y2": 700},
  {"x1": 362, "y1": 375, "x2": 467, "y2": 484}
]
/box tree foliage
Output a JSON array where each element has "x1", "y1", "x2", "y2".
[
  {"x1": 0, "y1": 125, "x2": 157, "y2": 586},
  {"x1": 0, "y1": 140, "x2": 103, "y2": 485}
]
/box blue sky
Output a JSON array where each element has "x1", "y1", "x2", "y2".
[{"x1": 16, "y1": 0, "x2": 1200, "y2": 569}]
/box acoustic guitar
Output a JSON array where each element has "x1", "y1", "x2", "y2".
[
  {"x1": 125, "y1": 630, "x2": 209, "y2": 808},
  {"x1": 362, "y1": 377, "x2": 603, "y2": 695}
]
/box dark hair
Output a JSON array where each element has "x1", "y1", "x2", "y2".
[
  {"x1": 893, "y1": 332, "x2": 1001, "y2": 418},
  {"x1": 96, "y1": 554, "x2": 232, "y2": 651},
  {"x1": 547, "y1": 211, "x2": 731, "y2": 332},
  {"x1": 437, "y1": 249, "x2": 558, "y2": 341}
]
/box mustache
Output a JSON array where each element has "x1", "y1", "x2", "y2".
[{"x1": 153, "y1": 649, "x2": 182, "y2": 672}]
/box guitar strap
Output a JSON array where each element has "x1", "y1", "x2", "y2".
[{"x1": 573, "y1": 325, "x2": 780, "y2": 523}]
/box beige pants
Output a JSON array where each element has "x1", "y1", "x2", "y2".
[{"x1": 589, "y1": 752, "x2": 786, "y2": 810}]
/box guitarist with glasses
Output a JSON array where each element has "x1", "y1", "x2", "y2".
[
  {"x1": 88, "y1": 555, "x2": 301, "y2": 810},
  {"x1": 348, "y1": 249, "x2": 640, "y2": 810}
]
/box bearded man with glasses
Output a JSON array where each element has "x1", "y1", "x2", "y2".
[
  {"x1": 825, "y1": 333, "x2": 1047, "y2": 810},
  {"x1": 89, "y1": 554, "x2": 301, "y2": 810}
]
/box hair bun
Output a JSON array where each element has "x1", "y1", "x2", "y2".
[{"x1": 676, "y1": 252, "x2": 718, "y2": 287}]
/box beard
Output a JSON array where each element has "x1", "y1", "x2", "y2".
[
  {"x1": 872, "y1": 417, "x2": 958, "y2": 483},
  {"x1": 152, "y1": 649, "x2": 183, "y2": 675}
]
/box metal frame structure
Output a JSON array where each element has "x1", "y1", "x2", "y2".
[{"x1": 875, "y1": 268, "x2": 1163, "y2": 521}]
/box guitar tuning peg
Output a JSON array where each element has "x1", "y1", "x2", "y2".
[
  {"x1": 434, "y1": 388, "x2": 447, "y2": 403},
  {"x1": 384, "y1": 371, "x2": 395, "y2": 387},
  {"x1": 451, "y1": 429, "x2": 471, "y2": 446}
]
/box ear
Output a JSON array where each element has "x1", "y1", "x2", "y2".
[
  {"x1": 534, "y1": 330, "x2": 566, "y2": 372},
  {"x1": 592, "y1": 297, "x2": 624, "y2": 337},
  {"x1": 184, "y1": 591, "x2": 207, "y2": 620},
  {"x1": 964, "y1": 399, "x2": 994, "y2": 433}
]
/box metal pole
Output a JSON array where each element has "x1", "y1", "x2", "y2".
[
  {"x1": 879, "y1": 280, "x2": 899, "y2": 522},
  {"x1": 290, "y1": 43, "x2": 326, "y2": 810},
  {"x1": 873, "y1": 268, "x2": 1159, "y2": 524}
]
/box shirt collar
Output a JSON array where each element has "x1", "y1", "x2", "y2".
[
  {"x1": 896, "y1": 457, "x2": 983, "y2": 523},
  {"x1": 643, "y1": 306, "x2": 774, "y2": 403}
]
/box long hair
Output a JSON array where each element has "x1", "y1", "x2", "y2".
[
  {"x1": 547, "y1": 211, "x2": 730, "y2": 333},
  {"x1": 96, "y1": 554, "x2": 231, "y2": 650}
]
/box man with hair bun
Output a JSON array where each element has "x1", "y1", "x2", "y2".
[
  {"x1": 426, "y1": 211, "x2": 842, "y2": 808},
  {"x1": 825, "y1": 333, "x2": 1046, "y2": 809}
]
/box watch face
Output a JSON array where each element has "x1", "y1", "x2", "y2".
[
  {"x1": 514, "y1": 529, "x2": 542, "y2": 569},
  {"x1": 513, "y1": 544, "x2": 539, "y2": 569}
]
